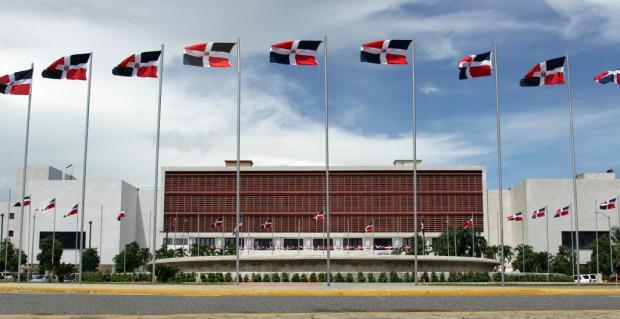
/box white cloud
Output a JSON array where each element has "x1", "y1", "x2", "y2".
[
  {"x1": 421, "y1": 82, "x2": 441, "y2": 95},
  {"x1": 545, "y1": 0, "x2": 620, "y2": 43}
]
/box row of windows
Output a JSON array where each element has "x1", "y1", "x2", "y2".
[{"x1": 164, "y1": 237, "x2": 397, "y2": 251}]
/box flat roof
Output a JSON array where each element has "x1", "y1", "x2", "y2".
[{"x1": 163, "y1": 165, "x2": 485, "y2": 172}]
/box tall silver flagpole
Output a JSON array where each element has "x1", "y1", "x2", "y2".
[
  {"x1": 411, "y1": 37, "x2": 419, "y2": 286},
  {"x1": 595, "y1": 202, "x2": 599, "y2": 275},
  {"x1": 78, "y1": 52, "x2": 94, "y2": 283},
  {"x1": 522, "y1": 215, "x2": 525, "y2": 272},
  {"x1": 99, "y1": 204, "x2": 103, "y2": 260},
  {"x1": 26, "y1": 205, "x2": 31, "y2": 279},
  {"x1": 151, "y1": 44, "x2": 165, "y2": 284},
  {"x1": 17, "y1": 63, "x2": 34, "y2": 282},
  {"x1": 235, "y1": 37, "x2": 241, "y2": 284},
  {"x1": 492, "y1": 41, "x2": 506, "y2": 285},
  {"x1": 323, "y1": 35, "x2": 332, "y2": 287},
  {"x1": 29, "y1": 209, "x2": 37, "y2": 280},
  {"x1": 546, "y1": 205, "x2": 550, "y2": 275},
  {"x1": 4, "y1": 190, "x2": 10, "y2": 274},
  {"x1": 565, "y1": 53, "x2": 581, "y2": 285}
]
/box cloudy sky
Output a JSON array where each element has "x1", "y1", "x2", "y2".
[{"x1": 1, "y1": 0, "x2": 619, "y2": 200}]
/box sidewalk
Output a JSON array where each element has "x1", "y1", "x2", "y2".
[{"x1": 1, "y1": 282, "x2": 620, "y2": 297}]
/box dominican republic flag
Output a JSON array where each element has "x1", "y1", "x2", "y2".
[
  {"x1": 360, "y1": 40, "x2": 412, "y2": 65},
  {"x1": 520, "y1": 57, "x2": 565, "y2": 87},
  {"x1": 270, "y1": 40, "x2": 322, "y2": 65},
  {"x1": 42, "y1": 198, "x2": 56, "y2": 211},
  {"x1": 233, "y1": 217, "x2": 243, "y2": 234},
  {"x1": 42, "y1": 53, "x2": 91, "y2": 80},
  {"x1": 419, "y1": 221, "x2": 425, "y2": 234},
  {"x1": 184, "y1": 42, "x2": 235, "y2": 68},
  {"x1": 600, "y1": 198, "x2": 617, "y2": 210},
  {"x1": 507, "y1": 211, "x2": 523, "y2": 221},
  {"x1": 112, "y1": 51, "x2": 161, "y2": 78},
  {"x1": 0, "y1": 68, "x2": 32, "y2": 95},
  {"x1": 365, "y1": 222, "x2": 375, "y2": 233},
  {"x1": 313, "y1": 211, "x2": 325, "y2": 221},
  {"x1": 261, "y1": 218, "x2": 273, "y2": 229},
  {"x1": 458, "y1": 51, "x2": 491, "y2": 79},
  {"x1": 170, "y1": 217, "x2": 177, "y2": 229},
  {"x1": 554, "y1": 206, "x2": 570, "y2": 218},
  {"x1": 116, "y1": 210, "x2": 126, "y2": 221},
  {"x1": 64, "y1": 204, "x2": 78, "y2": 218},
  {"x1": 594, "y1": 70, "x2": 620, "y2": 85},
  {"x1": 211, "y1": 217, "x2": 224, "y2": 228},
  {"x1": 531, "y1": 207, "x2": 546, "y2": 219},
  {"x1": 13, "y1": 195, "x2": 31, "y2": 207},
  {"x1": 463, "y1": 218, "x2": 474, "y2": 229}
]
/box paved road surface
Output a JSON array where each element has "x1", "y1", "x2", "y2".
[{"x1": 0, "y1": 293, "x2": 619, "y2": 315}]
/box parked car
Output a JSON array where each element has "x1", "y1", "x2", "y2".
[
  {"x1": 29, "y1": 274, "x2": 48, "y2": 283},
  {"x1": 574, "y1": 274, "x2": 598, "y2": 283},
  {"x1": 0, "y1": 272, "x2": 14, "y2": 280},
  {"x1": 63, "y1": 273, "x2": 78, "y2": 283}
]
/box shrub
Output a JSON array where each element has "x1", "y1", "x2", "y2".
[
  {"x1": 153, "y1": 265, "x2": 179, "y2": 283},
  {"x1": 281, "y1": 272, "x2": 290, "y2": 282},
  {"x1": 263, "y1": 274, "x2": 271, "y2": 282},
  {"x1": 200, "y1": 273, "x2": 207, "y2": 283},
  {"x1": 431, "y1": 272, "x2": 438, "y2": 282},
  {"x1": 215, "y1": 273, "x2": 224, "y2": 283},
  {"x1": 357, "y1": 272, "x2": 366, "y2": 283},
  {"x1": 83, "y1": 271, "x2": 111, "y2": 282},
  {"x1": 251, "y1": 273, "x2": 261, "y2": 282},
  {"x1": 318, "y1": 273, "x2": 326, "y2": 282},
  {"x1": 346, "y1": 273, "x2": 354, "y2": 283},
  {"x1": 224, "y1": 273, "x2": 233, "y2": 282},
  {"x1": 378, "y1": 272, "x2": 388, "y2": 283},
  {"x1": 243, "y1": 274, "x2": 250, "y2": 282},
  {"x1": 439, "y1": 272, "x2": 446, "y2": 282},
  {"x1": 421, "y1": 272, "x2": 429, "y2": 283},
  {"x1": 310, "y1": 273, "x2": 318, "y2": 282},
  {"x1": 334, "y1": 273, "x2": 345, "y2": 282},
  {"x1": 291, "y1": 273, "x2": 300, "y2": 282},
  {"x1": 271, "y1": 273, "x2": 281, "y2": 282},
  {"x1": 389, "y1": 271, "x2": 400, "y2": 283},
  {"x1": 300, "y1": 273, "x2": 309, "y2": 282},
  {"x1": 367, "y1": 273, "x2": 376, "y2": 283},
  {"x1": 402, "y1": 272, "x2": 411, "y2": 283}
]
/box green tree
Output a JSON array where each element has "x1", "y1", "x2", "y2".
[
  {"x1": 0, "y1": 239, "x2": 27, "y2": 272},
  {"x1": 81, "y1": 248, "x2": 100, "y2": 272},
  {"x1": 156, "y1": 244, "x2": 174, "y2": 259},
  {"x1": 587, "y1": 233, "x2": 620, "y2": 277},
  {"x1": 512, "y1": 244, "x2": 547, "y2": 273},
  {"x1": 36, "y1": 236, "x2": 62, "y2": 273},
  {"x1": 433, "y1": 227, "x2": 487, "y2": 257},
  {"x1": 113, "y1": 242, "x2": 150, "y2": 272},
  {"x1": 551, "y1": 245, "x2": 575, "y2": 275}
]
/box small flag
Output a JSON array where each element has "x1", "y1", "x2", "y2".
[
  {"x1": 116, "y1": 210, "x2": 126, "y2": 221},
  {"x1": 171, "y1": 217, "x2": 177, "y2": 229},
  {"x1": 507, "y1": 211, "x2": 523, "y2": 221},
  {"x1": 184, "y1": 42, "x2": 235, "y2": 68},
  {"x1": 112, "y1": 51, "x2": 161, "y2": 78},
  {"x1": 42, "y1": 198, "x2": 56, "y2": 211},
  {"x1": 0, "y1": 68, "x2": 32, "y2": 95},
  {"x1": 270, "y1": 40, "x2": 322, "y2": 65},
  {"x1": 211, "y1": 217, "x2": 223, "y2": 228},
  {"x1": 600, "y1": 198, "x2": 617, "y2": 210},
  {"x1": 594, "y1": 70, "x2": 620, "y2": 85},
  {"x1": 458, "y1": 51, "x2": 492, "y2": 79},
  {"x1": 364, "y1": 222, "x2": 375, "y2": 233},
  {"x1": 360, "y1": 40, "x2": 412, "y2": 65},
  {"x1": 463, "y1": 218, "x2": 474, "y2": 229},
  {"x1": 520, "y1": 57, "x2": 565, "y2": 87},
  {"x1": 554, "y1": 206, "x2": 570, "y2": 218},
  {"x1": 65, "y1": 164, "x2": 73, "y2": 169},
  {"x1": 419, "y1": 221, "x2": 425, "y2": 234},
  {"x1": 13, "y1": 195, "x2": 31, "y2": 207},
  {"x1": 64, "y1": 204, "x2": 78, "y2": 218},
  {"x1": 531, "y1": 207, "x2": 546, "y2": 219},
  {"x1": 233, "y1": 217, "x2": 243, "y2": 234},
  {"x1": 313, "y1": 211, "x2": 325, "y2": 221},
  {"x1": 261, "y1": 218, "x2": 273, "y2": 229},
  {"x1": 42, "y1": 53, "x2": 91, "y2": 80}
]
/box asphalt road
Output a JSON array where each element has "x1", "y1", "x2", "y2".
[{"x1": 0, "y1": 293, "x2": 619, "y2": 315}]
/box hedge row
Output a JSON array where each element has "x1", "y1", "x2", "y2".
[{"x1": 82, "y1": 271, "x2": 197, "y2": 283}]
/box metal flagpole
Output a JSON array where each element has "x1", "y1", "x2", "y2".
[
  {"x1": 151, "y1": 44, "x2": 165, "y2": 284},
  {"x1": 546, "y1": 205, "x2": 550, "y2": 275},
  {"x1": 446, "y1": 216, "x2": 450, "y2": 256},
  {"x1": 569, "y1": 204, "x2": 575, "y2": 277},
  {"x1": 411, "y1": 37, "x2": 419, "y2": 286},
  {"x1": 77, "y1": 52, "x2": 93, "y2": 283},
  {"x1": 323, "y1": 35, "x2": 332, "y2": 287},
  {"x1": 26, "y1": 204, "x2": 31, "y2": 279},
  {"x1": 17, "y1": 63, "x2": 34, "y2": 282},
  {"x1": 471, "y1": 215, "x2": 475, "y2": 257},
  {"x1": 197, "y1": 214, "x2": 200, "y2": 256},
  {"x1": 75, "y1": 207, "x2": 79, "y2": 265},
  {"x1": 99, "y1": 205, "x2": 103, "y2": 260},
  {"x1": 595, "y1": 202, "x2": 600, "y2": 276},
  {"x1": 608, "y1": 215, "x2": 613, "y2": 278},
  {"x1": 493, "y1": 41, "x2": 506, "y2": 285},
  {"x1": 453, "y1": 221, "x2": 457, "y2": 256},
  {"x1": 297, "y1": 219, "x2": 301, "y2": 255},
  {"x1": 565, "y1": 53, "x2": 581, "y2": 285},
  {"x1": 52, "y1": 205, "x2": 56, "y2": 270},
  {"x1": 235, "y1": 37, "x2": 241, "y2": 284},
  {"x1": 4, "y1": 189, "x2": 11, "y2": 274},
  {"x1": 29, "y1": 209, "x2": 37, "y2": 280},
  {"x1": 522, "y1": 215, "x2": 525, "y2": 272}
]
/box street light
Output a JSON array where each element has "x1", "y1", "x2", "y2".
[{"x1": 596, "y1": 211, "x2": 613, "y2": 278}]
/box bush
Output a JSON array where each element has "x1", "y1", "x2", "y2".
[
  {"x1": 439, "y1": 272, "x2": 446, "y2": 282},
  {"x1": 263, "y1": 274, "x2": 271, "y2": 282},
  {"x1": 334, "y1": 273, "x2": 345, "y2": 282},
  {"x1": 291, "y1": 273, "x2": 300, "y2": 282},
  {"x1": 243, "y1": 274, "x2": 250, "y2": 282},
  {"x1": 300, "y1": 273, "x2": 309, "y2": 282},
  {"x1": 431, "y1": 272, "x2": 438, "y2": 282},
  {"x1": 318, "y1": 273, "x2": 326, "y2": 282},
  {"x1": 367, "y1": 273, "x2": 376, "y2": 283},
  {"x1": 152, "y1": 264, "x2": 179, "y2": 283},
  {"x1": 251, "y1": 273, "x2": 262, "y2": 282},
  {"x1": 357, "y1": 272, "x2": 366, "y2": 283},
  {"x1": 389, "y1": 271, "x2": 400, "y2": 283},
  {"x1": 378, "y1": 272, "x2": 388, "y2": 283},
  {"x1": 310, "y1": 273, "x2": 318, "y2": 282},
  {"x1": 224, "y1": 273, "x2": 233, "y2": 282},
  {"x1": 346, "y1": 273, "x2": 354, "y2": 283},
  {"x1": 493, "y1": 273, "x2": 572, "y2": 283},
  {"x1": 271, "y1": 273, "x2": 281, "y2": 282},
  {"x1": 421, "y1": 272, "x2": 429, "y2": 283},
  {"x1": 281, "y1": 272, "x2": 290, "y2": 282},
  {"x1": 402, "y1": 272, "x2": 411, "y2": 282},
  {"x1": 82, "y1": 271, "x2": 111, "y2": 282}
]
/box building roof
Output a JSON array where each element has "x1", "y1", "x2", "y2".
[{"x1": 163, "y1": 164, "x2": 485, "y2": 173}]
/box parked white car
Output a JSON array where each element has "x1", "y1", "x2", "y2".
[{"x1": 574, "y1": 274, "x2": 598, "y2": 283}]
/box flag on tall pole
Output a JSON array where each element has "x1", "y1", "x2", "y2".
[
  {"x1": 270, "y1": 40, "x2": 321, "y2": 65},
  {"x1": 519, "y1": 57, "x2": 565, "y2": 87},
  {"x1": 184, "y1": 42, "x2": 235, "y2": 68},
  {"x1": 594, "y1": 70, "x2": 620, "y2": 85},
  {"x1": 116, "y1": 210, "x2": 126, "y2": 221},
  {"x1": 458, "y1": 51, "x2": 492, "y2": 79},
  {"x1": 13, "y1": 195, "x2": 31, "y2": 207},
  {"x1": 112, "y1": 51, "x2": 161, "y2": 77},
  {"x1": 64, "y1": 204, "x2": 78, "y2": 218},
  {"x1": 507, "y1": 211, "x2": 524, "y2": 221},
  {"x1": 364, "y1": 222, "x2": 375, "y2": 233},
  {"x1": 599, "y1": 198, "x2": 617, "y2": 210},
  {"x1": 234, "y1": 37, "x2": 241, "y2": 284},
  {"x1": 554, "y1": 206, "x2": 570, "y2": 218},
  {"x1": 0, "y1": 68, "x2": 32, "y2": 95},
  {"x1": 531, "y1": 207, "x2": 546, "y2": 219},
  {"x1": 42, "y1": 53, "x2": 91, "y2": 80},
  {"x1": 42, "y1": 198, "x2": 56, "y2": 211}
]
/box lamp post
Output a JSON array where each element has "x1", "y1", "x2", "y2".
[
  {"x1": 88, "y1": 221, "x2": 92, "y2": 249},
  {"x1": 1, "y1": 214, "x2": 4, "y2": 243}
]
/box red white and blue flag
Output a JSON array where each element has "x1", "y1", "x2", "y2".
[
  {"x1": 113, "y1": 51, "x2": 161, "y2": 78},
  {"x1": 13, "y1": 195, "x2": 31, "y2": 207},
  {"x1": 183, "y1": 42, "x2": 235, "y2": 68},
  {"x1": 64, "y1": 204, "x2": 78, "y2": 218},
  {"x1": 42, "y1": 53, "x2": 91, "y2": 80},
  {"x1": 0, "y1": 68, "x2": 32, "y2": 95},
  {"x1": 365, "y1": 222, "x2": 375, "y2": 233},
  {"x1": 600, "y1": 198, "x2": 617, "y2": 210},
  {"x1": 360, "y1": 40, "x2": 412, "y2": 65},
  {"x1": 42, "y1": 198, "x2": 56, "y2": 211},
  {"x1": 554, "y1": 206, "x2": 570, "y2": 218},
  {"x1": 270, "y1": 40, "x2": 322, "y2": 66},
  {"x1": 233, "y1": 217, "x2": 243, "y2": 234},
  {"x1": 459, "y1": 51, "x2": 492, "y2": 79},
  {"x1": 507, "y1": 211, "x2": 523, "y2": 221},
  {"x1": 211, "y1": 217, "x2": 223, "y2": 228},
  {"x1": 313, "y1": 211, "x2": 325, "y2": 221},
  {"x1": 116, "y1": 210, "x2": 126, "y2": 221},
  {"x1": 463, "y1": 218, "x2": 474, "y2": 229},
  {"x1": 594, "y1": 70, "x2": 620, "y2": 85},
  {"x1": 520, "y1": 57, "x2": 565, "y2": 87},
  {"x1": 531, "y1": 207, "x2": 546, "y2": 219},
  {"x1": 261, "y1": 218, "x2": 273, "y2": 229}
]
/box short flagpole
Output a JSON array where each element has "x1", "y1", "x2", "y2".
[
  {"x1": 17, "y1": 63, "x2": 34, "y2": 282},
  {"x1": 595, "y1": 201, "x2": 599, "y2": 276},
  {"x1": 545, "y1": 205, "x2": 550, "y2": 276},
  {"x1": 29, "y1": 209, "x2": 37, "y2": 280},
  {"x1": 235, "y1": 37, "x2": 241, "y2": 285},
  {"x1": 323, "y1": 35, "x2": 332, "y2": 288},
  {"x1": 4, "y1": 189, "x2": 11, "y2": 274},
  {"x1": 471, "y1": 215, "x2": 475, "y2": 257},
  {"x1": 492, "y1": 41, "x2": 506, "y2": 286},
  {"x1": 77, "y1": 52, "x2": 94, "y2": 283},
  {"x1": 411, "y1": 37, "x2": 419, "y2": 286},
  {"x1": 25, "y1": 205, "x2": 31, "y2": 280},
  {"x1": 565, "y1": 53, "x2": 581, "y2": 285},
  {"x1": 522, "y1": 212, "x2": 526, "y2": 272},
  {"x1": 569, "y1": 204, "x2": 575, "y2": 277},
  {"x1": 151, "y1": 44, "x2": 165, "y2": 284},
  {"x1": 99, "y1": 204, "x2": 103, "y2": 261}
]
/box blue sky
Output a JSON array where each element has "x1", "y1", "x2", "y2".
[{"x1": 1, "y1": 0, "x2": 619, "y2": 203}]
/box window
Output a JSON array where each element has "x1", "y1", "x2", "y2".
[
  {"x1": 254, "y1": 239, "x2": 273, "y2": 250},
  {"x1": 196, "y1": 238, "x2": 215, "y2": 246},
  {"x1": 562, "y1": 231, "x2": 601, "y2": 250},
  {"x1": 225, "y1": 237, "x2": 245, "y2": 248},
  {"x1": 9, "y1": 213, "x2": 14, "y2": 220},
  {"x1": 373, "y1": 238, "x2": 393, "y2": 250},
  {"x1": 39, "y1": 231, "x2": 85, "y2": 249},
  {"x1": 343, "y1": 238, "x2": 362, "y2": 250},
  {"x1": 283, "y1": 238, "x2": 303, "y2": 250},
  {"x1": 164, "y1": 238, "x2": 188, "y2": 245},
  {"x1": 8, "y1": 230, "x2": 13, "y2": 237},
  {"x1": 312, "y1": 238, "x2": 333, "y2": 250}
]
